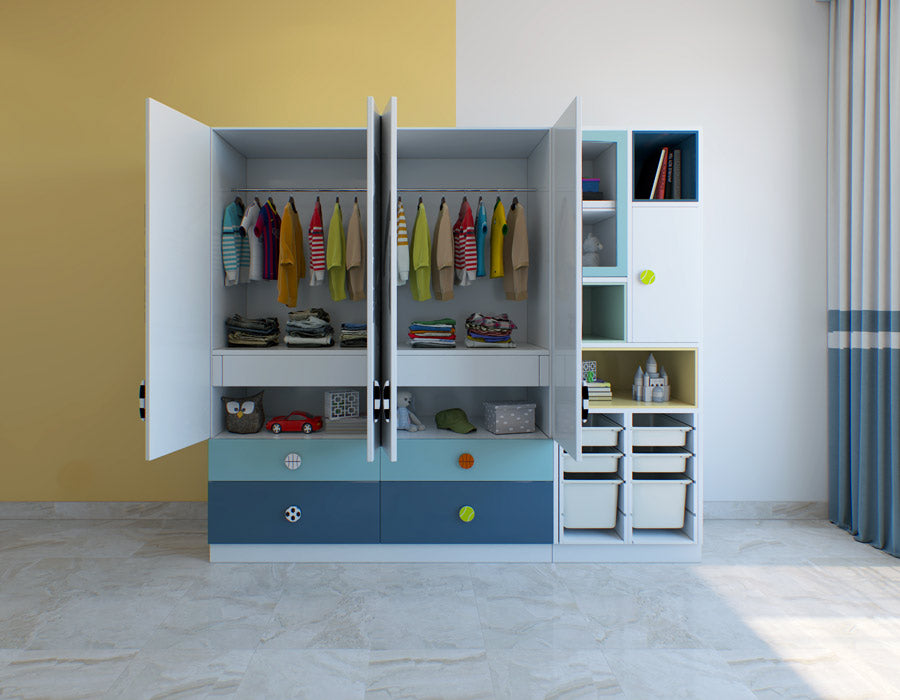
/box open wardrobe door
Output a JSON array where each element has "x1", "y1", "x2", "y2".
[
  {"x1": 145, "y1": 99, "x2": 212, "y2": 460},
  {"x1": 551, "y1": 97, "x2": 583, "y2": 459},
  {"x1": 366, "y1": 96, "x2": 382, "y2": 463},
  {"x1": 380, "y1": 97, "x2": 398, "y2": 462}
]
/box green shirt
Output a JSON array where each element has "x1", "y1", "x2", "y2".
[
  {"x1": 410, "y1": 202, "x2": 431, "y2": 301},
  {"x1": 326, "y1": 202, "x2": 346, "y2": 301}
]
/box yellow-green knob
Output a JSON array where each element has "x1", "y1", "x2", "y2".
[
  {"x1": 639, "y1": 269, "x2": 656, "y2": 285},
  {"x1": 458, "y1": 505, "x2": 475, "y2": 523}
]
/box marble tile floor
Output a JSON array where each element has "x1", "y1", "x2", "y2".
[{"x1": 0, "y1": 519, "x2": 898, "y2": 699}]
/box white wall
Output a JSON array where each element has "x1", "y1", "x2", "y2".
[{"x1": 456, "y1": 0, "x2": 829, "y2": 502}]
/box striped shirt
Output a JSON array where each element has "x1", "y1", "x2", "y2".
[
  {"x1": 453, "y1": 199, "x2": 477, "y2": 285},
  {"x1": 254, "y1": 201, "x2": 281, "y2": 281},
  {"x1": 308, "y1": 199, "x2": 325, "y2": 286},
  {"x1": 397, "y1": 199, "x2": 409, "y2": 285},
  {"x1": 221, "y1": 201, "x2": 244, "y2": 287}
]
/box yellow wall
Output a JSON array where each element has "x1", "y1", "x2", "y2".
[{"x1": 0, "y1": 0, "x2": 455, "y2": 500}]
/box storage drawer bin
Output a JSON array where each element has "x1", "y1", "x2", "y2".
[
  {"x1": 632, "y1": 475, "x2": 692, "y2": 528},
  {"x1": 632, "y1": 447, "x2": 692, "y2": 473},
  {"x1": 582, "y1": 415, "x2": 624, "y2": 447},
  {"x1": 483, "y1": 401, "x2": 536, "y2": 434},
  {"x1": 209, "y1": 438, "x2": 374, "y2": 481},
  {"x1": 563, "y1": 478, "x2": 623, "y2": 529},
  {"x1": 562, "y1": 449, "x2": 622, "y2": 473},
  {"x1": 385, "y1": 439, "x2": 553, "y2": 481},
  {"x1": 631, "y1": 414, "x2": 691, "y2": 447}
]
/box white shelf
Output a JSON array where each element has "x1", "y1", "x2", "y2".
[
  {"x1": 213, "y1": 429, "x2": 365, "y2": 440},
  {"x1": 582, "y1": 200, "x2": 615, "y2": 224},
  {"x1": 396, "y1": 414, "x2": 549, "y2": 440},
  {"x1": 586, "y1": 398, "x2": 697, "y2": 411},
  {"x1": 630, "y1": 528, "x2": 694, "y2": 545},
  {"x1": 559, "y1": 528, "x2": 625, "y2": 545},
  {"x1": 213, "y1": 347, "x2": 367, "y2": 357},
  {"x1": 396, "y1": 342, "x2": 548, "y2": 357}
]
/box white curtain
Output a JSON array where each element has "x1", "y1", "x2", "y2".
[{"x1": 827, "y1": 0, "x2": 900, "y2": 554}]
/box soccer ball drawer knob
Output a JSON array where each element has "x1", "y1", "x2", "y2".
[
  {"x1": 284, "y1": 506, "x2": 302, "y2": 523},
  {"x1": 284, "y1": 453, "x2": 302, "y2": 470}
]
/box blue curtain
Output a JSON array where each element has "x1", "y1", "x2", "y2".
[{"x1": 827, "y1": 0, "x2": 900, "y2": 555}]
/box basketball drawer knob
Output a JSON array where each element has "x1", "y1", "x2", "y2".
[
  {"x1": 639, "y1": 269, "x2": 656, "y2": 285},
  {"x1": 458, "y1": 453, "x2": 475, "y2": 470},
  {"x1": 458, "y1": 505, "x2": 475, "y2": 523},
  {"x1": 284, "y1": 453, "x2": 302, "y2": 470},
  {"x1": 284, "y1": 506, "x2": 302, "y2": 523}
]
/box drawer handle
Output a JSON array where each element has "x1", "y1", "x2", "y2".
[
  {"x1": 458, "y1": 453, "x2": 475, "y2": 470},
  {"x1": 639, "y1": 269, "x2": 656, "y2": 285},
  {"x1": 284, "y1": 453, "x2": 302, "y2": 470},
  {"x1": 458, "y1": 505, "x2": 475, "y2": 523},
  {"x1": 284, "y1": 506, "x2": 302, "y2": 523}
]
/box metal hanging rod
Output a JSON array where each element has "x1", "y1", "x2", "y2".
[
  {"x1": 231, "y1": 187, "x2": 366, "y2": 193},
  {"x1": 397, "y1": 187, "x2": 536, "y2": 192}
]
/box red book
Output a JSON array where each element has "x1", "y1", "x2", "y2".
[{"x1": 653, "y1": 147, "x2": 669, "y2": 199}]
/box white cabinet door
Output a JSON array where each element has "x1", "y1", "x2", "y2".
[
  {"x1": 145, "y1": 99, "x2": 212, "y2": 460},
  {"x1": 366, "y1": 96, "x2": 382, "y2": 463},
  {"x1": 551, "y1": 97, "x2": 582, "y2": 458},
  {"x1": 631, "y1": 206, "x2": 701, "y2": 343},
  {"x1": 380, "y1": 97, "x2": 398, "y2": 462}
]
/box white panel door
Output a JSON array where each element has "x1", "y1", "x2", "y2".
[
  {"x1": 551, "y1": 97, "x2": 582, "y2": 458},
  {"x1": 380, "y1": 97, "x2": 398, "y2": 462},
  {"x1": 631, "y1": 206, "x2": 701, "y2": 343},
  {"x1": 145, "y1": 99, "x2": 212, "y2": 460},
  {"x1": 366, "y1": 96, "x2": 382, "y2": 462}
]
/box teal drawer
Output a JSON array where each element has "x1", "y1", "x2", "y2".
[
  {"x1": 209, "y1": 438, "x2": 376, "y2": 481},
  {"x1": 382, "y1": 439, "x2": 553, "y2": 481}
]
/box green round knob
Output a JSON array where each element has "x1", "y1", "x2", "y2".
[
  {"x1": 458, "y1": 505, "x2": 475, "y2": 522},
  {"x1": 639, "y1": 269, "x2": 656, "y2": 285}
]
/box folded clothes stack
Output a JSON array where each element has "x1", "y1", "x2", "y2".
[
  {"x1": 464, "y1": 312, "x2": 517, "y2": 348},
  {"x1": 340, "y1": 322, "x2": 367, "y2": 348},
  {"x1": 285, "y1": 308, "x2": 334, "y2": 347},
  {"x1": 409, "y1": 318, "x2": 456, "y2": 348},
  {"x1": 225, "y1": 314, "x2": 280, "y2": 347}
]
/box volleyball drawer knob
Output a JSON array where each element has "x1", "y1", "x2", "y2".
[
  {"x1": 458, "y1": 505, "x2": 475, "y2": 522},
  {"x1": 639, "y1": 269, "x2": 656, "y2": 285},
  {"x1": 458, "y1": 453, "x2": 475, "y2": 470},
  {"x1": 284, "y1": 505, "x2": 302, "y2": 523},
  {"x1": 284, "y1": 453, "x2": 302, "y2": 470}
]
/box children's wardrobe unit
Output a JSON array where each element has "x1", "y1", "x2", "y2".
[{"x1": 144, "y1": 96, "x2": 702, "y2": 562}]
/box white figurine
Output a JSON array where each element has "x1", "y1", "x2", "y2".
[
  {"x1": 396, "y1": 390, "x2": 426, "y2": 432},
  {"x1": 582, "y1": 232, "x2": 604, "y2": 267}
]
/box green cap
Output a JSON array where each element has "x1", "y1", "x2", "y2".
[{"x1": 435, "y1": 408, "x2": 476, "y2": 434}]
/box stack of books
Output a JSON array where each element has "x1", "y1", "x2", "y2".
[{"x1": 586, "y1": 380, "x2": 612, "y2": 406}]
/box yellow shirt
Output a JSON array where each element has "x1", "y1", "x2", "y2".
[
  {"x1": 490, "y1": 198, "x2": 507, "y2": 278},
  {"x1": 410, "y1": 202, "x2": 431, "y2": 301},
  {"x1": 277, "y1": 204, "x2": 304, "y2": 307},
  {"x1": 326, "y1": 202, "x2": 347, "y2": 301}
]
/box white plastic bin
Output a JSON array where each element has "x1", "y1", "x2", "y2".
[
  {"x1": 632, "y1": 447, "x2": 692, "y2": 473},
  {"x1": 563, "y1": 449, "x2": 622, "y2": 473},
  {"x1": 632, "y1": 475, "x2": 692, "y2": 528},
  {"x1": 631, "y1": 414, "x2": 692, "y2": 447},
  {"x1": 582, "y1": 415, "x2": 624, "y2": 447},
  {"x1": 563, "y1": 478, "x2": 623, "y2": 529}
]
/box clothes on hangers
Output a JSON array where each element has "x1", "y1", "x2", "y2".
[
  {"x1": 221, "y1": 200, "x2": 245, "y2": 287},
  {"x1": 240, "y1": 200, "x2": 261, "y2": 282},
  {"x1": 453, "y1": 198, "x2": 476, "y2": 286},
  {"x1": 346, "y1": 200, "x2": 365, "y2": 301},
  {"x1": 432, "y1": 200, "x2": 454, "y2": 300},
  {"x1": 410, "y1": 200, "x2": 431, "y2": 301},
  {"x1": 307, "y1": 199, "x2": 325, "y2": 286},
  {"x1": 326, "y1": 201, "x2": 347, "y2": 301},
  {"x1": 474, "y1": 199, "x2": 488, "y2": 277},
  {"x1": 490, "y1": 198, "x2": 507, "y2": 278},
  {"x1": 503, "y1": 201, "x2": 529, "y2": 300},
  {"x1": 277, "y1": 203, "x2": 305, "y2": 307},
  {"x1": 254, "y1": 199, "x2": 281, "y2": 280},
  {"x1": 397, "y1": 199, "x2": 409, "y2": 285}
]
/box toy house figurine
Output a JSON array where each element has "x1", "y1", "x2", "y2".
[{"x1": 632, "y1": 353, "x2": 671, "y2": 402}]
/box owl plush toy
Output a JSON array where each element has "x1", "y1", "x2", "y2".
[{"x1": 222, "y1": 390, "x2": 265, "y2": 433}]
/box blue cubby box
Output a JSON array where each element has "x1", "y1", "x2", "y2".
[{"x1": 582, "y1": 130, "x2": 626, "y2": 277}]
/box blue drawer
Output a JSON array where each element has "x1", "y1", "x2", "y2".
[
  {"x1": 383, "y1": 439, "x2": 553, "y2": 481},
  {"x1": 380, "y1": 481, "x2": 553, "y2": 544},
  {"x1": 208, "y1": 481, "x2": 379, "y2": 544},
  {"x1": 209, "y1": 438, "x2": 376, "y2": 481}
]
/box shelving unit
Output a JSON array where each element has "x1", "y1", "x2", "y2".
[{"x1": 582, "y1": 131, "x2": 626, "y2": 277}]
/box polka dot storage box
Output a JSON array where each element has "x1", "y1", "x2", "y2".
[{"x1": 483, "y1": 400, "x2": 536, "y2": 435}]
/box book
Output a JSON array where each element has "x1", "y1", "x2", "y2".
[
  {"x1": 653, "y1": 147, "x2": 669, "y2": 199},
  {"x1": 672, "y1": 149, "x2": 682, "y2": 199},
  {"x1": 664, "y1": 149, "x2": 674, "y2": 199},
  {"x1": 649, "y1": 147, "x2": 667, "y2": 199}
]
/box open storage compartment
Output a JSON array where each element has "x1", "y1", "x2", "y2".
[
  {"x1": 582, "y1": 130, "x2": 625, "y2": 276},
  {"x1": 581, "y1": 413, "x2": 625, "y2": 448},
  {"x1": 632, "y1": 474, "x2": 693, "y2": 529},
  {"x1": 582, "y1": 282, "x2": 626, "y2": 343},
  {"x1": 582, "y1": 348, "x2": 697, "y2": 409},
  {"x1": 633, "y1": 131, "x2": 698, "y2": 201}
]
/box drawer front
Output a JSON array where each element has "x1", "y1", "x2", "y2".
[
  {"x1": 397, "y1": 354, "x2": 545, "y2": 387},
  {"x1": 383, "y1": 439, "x2": 553, "y2": 481},
  {"x1": 217, "y1": 354, "x2": 367, "y2": 387},
  {"x1": 209, "y1": 438, "x2": 376, "y2": 481},
  {"x1": 380, "y1": 481, "x2": 553, "y2": 544},
  {"x1": 208, "y1": 481, "x2": 379, "y2": 544}
]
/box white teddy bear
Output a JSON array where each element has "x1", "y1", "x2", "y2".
[
  {"x1": 582, "y1": 232, "x2": 604, "y2": 267},
  {"x1": 396, "y1": 390, "x2": 425, "y2": 432}
]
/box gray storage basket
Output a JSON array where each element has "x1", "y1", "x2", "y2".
[{"x1": 483, "y1": 400, "x2": 536, "y2": 434}]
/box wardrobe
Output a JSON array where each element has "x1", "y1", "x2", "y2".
[{"x1": 144, "y1": 96, "x2": 701, "y2": 563}]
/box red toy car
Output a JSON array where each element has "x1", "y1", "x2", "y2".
[{"x1": 265, "y1": 411, "x2": 324, "y2": 434}]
